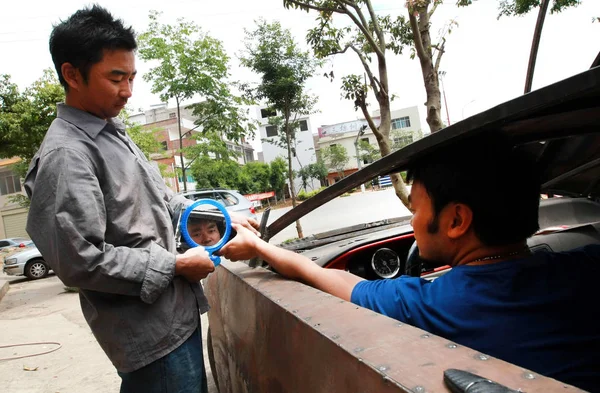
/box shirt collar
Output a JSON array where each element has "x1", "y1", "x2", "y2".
[{"x1": 57, "y1": 103, "x2": 127, "y2": 138}]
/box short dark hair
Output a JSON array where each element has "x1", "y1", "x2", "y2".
[
  {"x1": 49, "y1": 5, "x2": 137, "y2": 90},
  {"x1": 407, "y1": 136, "x2": 541, "y2": 246}
]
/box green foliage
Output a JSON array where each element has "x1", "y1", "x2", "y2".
[
  {"x1": 297, "y1": 187, "x2": 325, "y2": 201},
  {"x1": 138, "y1": 11, "x2": 229, "y2": 105},
  {"x1": 0, "y1": 70, "x2": 64, "y2": 175},
  {"x1": 241, "y1": 162, "x2": 272, "y2": 194},
  {"x1": 497, "y1": 0, "x2": 581, "y2": 18},
  {"x1": 298, "y1": 161, "x2": 328, "y2": 190},
  {"x1": 138, "y1": 11, "x2": 255, "y2": 191},
  {"x1": 190, "y1": 158, "x2": 283, "y2": 196},
  {"x1": 240, "y1": 19, "x2": 319, "y2": 213},
  {"x1": 321, "y1": 144, "x2": 349, "y2": 178},
  {"x1": 269, "y1": 157, "x2": 289, "y2": 198},
  {"x1": 358, "y1": 139, "x2": 381, "y2": 164},
  {"x1": 190, "y1": 156, "x2": 242, "y2": 191}
]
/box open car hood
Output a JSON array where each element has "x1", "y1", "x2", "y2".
[{"x1": 267, "y1": 64, "x2": 600, "y2": 241}]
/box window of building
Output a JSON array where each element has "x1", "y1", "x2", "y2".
[
  {"x1": 266, "y1": 125, "x2": 278, "y2": 137},
  {"x1": 299, "y1": 120, "x2": 308, "y2": 131},
  {"x1": 0, "y1": 172, "x2": 21, "y2": 196},
  {"x1": 160, "y1": 141, "x2": 168, "y2": 151},
  {"x1": 330, "y1": 143, "x2": 337, "y2": 148},
  {"x1": 169, "y1": 112, "x2": 176, "y2": 119},
  {"x1": 261, "y1": 108, "x2": 277, "y2": 118},
  {"x1": 391, "y1": 116, "x2": 411, "y2": 130},
  {"x1": 361, "y1": 137, "x2": 369, "y2": 144},
  {"x1": 245, "y1": 151, "x2": 254, "y2": 162}
]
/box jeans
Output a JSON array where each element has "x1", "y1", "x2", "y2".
[{"x1": 118, "y1": 327, "x2": 208, "y2": 393}]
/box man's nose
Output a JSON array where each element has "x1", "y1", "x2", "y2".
[{"x1": 120, "y1": 81, "x2": 133, "y2": 98}]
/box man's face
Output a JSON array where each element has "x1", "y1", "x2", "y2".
[
  {"x1": 409, "y1": 181, "x2": 451, "y2": 264},
  {"x1": 189, "y1": 220, "x2": 221, "y2": 247},
  {"x1": 75, "y1": 49, "x2": 136, "y2": 120}
]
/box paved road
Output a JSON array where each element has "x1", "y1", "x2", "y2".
[
  {"x1": 0, "y1": 275, "x2": 217, "y2": 393},
  {"x1": 260, "y1": 187, "x2": 412, "y2": 244}
]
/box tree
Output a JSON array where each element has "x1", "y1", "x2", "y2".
[
  {"x1": 138, "y1": 11, "x2": 248, "y2": 193},
  {"x1": 269, "y1": 157, "x2": 289, "y2": 200},
  {"x1": 298, "y1": 162, "x2": 328, "y2": 190},
  {"x1": 0, "y1": 70, "x2": 64, "y2": 176},
  {"x1": 358, "y1": 139, "x2": 381, "y2": 164},
  {"x1": 321, "y1": 144, "x2": 349, "y2": 181},
  {"x1": 240, "y1": 20, "x2": 320, "y2": 238},
  {"x1": 0, "y1": 70, "x2": 64, "y2": 208},
  {"x1": 284, "y1": 0, "x2": 415, "y2": 207},
  {"x1": 240, "y1": 162, "x2": 272, "y2": 194},
  {"x1": 190, "y1": 156, "x2": 242, "y2": 191},
  {"x1": 406, "y1": 0, "x2": 450, "y2": 133}
]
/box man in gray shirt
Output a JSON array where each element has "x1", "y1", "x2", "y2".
[{"x1": 24, "y1": 6, "x2": 256, "y2": 392}]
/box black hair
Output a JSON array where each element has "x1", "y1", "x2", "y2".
[
  {"x1": 407, "y1": 135, "x2": 541, "y2": 246},
  {"x1": 49, "y1": 5, "x2": 136, "y2": 90}
]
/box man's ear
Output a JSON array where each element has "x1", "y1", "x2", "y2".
[
  {"x1": 446, "y1": 203, "x2": 473, "y2": 239},
  {"x1": 61, "y1": 63, "x2": 81, "y2": 91}
]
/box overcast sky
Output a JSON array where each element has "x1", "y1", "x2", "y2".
[{"x1": 1, "y1": 0, "x2": 599, "y2": 148}]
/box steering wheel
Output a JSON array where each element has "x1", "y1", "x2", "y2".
[
  {"x1": 180, "y1": 199, "x2": 232, "y2": 267},
  {"x1": 405, "y1": 240, "x2": 424, "y2": 277}
]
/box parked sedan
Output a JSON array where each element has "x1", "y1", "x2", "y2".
[
  {"x1": 0, "y1": 237, "x2": 33, "y2": 251},
  {"x1": 180, "y1": 189, "x2": 257, "y2": 221},
  {"x1": 3, "y1": 245, "x2": 50, "y2": 280}
]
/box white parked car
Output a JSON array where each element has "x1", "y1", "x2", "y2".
[{"x1": 3, "y1": 245, "x2": 50, "y2": 280}]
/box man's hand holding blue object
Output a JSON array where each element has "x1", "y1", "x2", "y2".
[{"x1": 175, "y1": 246, "x2": 215, "y2": 282}]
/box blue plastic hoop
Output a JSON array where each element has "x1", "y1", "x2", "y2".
[{"x1": 180, "y1": 199, "x2": 232, "y2": 267}]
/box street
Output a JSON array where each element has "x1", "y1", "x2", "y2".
[{"x1": 0, "y1": 275, "x2": 218, "y2": 393}]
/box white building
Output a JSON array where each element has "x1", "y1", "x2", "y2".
[
  {"x1": 256, "y1": 106, "x2": 319, "y2": 194},
  {"x1": 317, "y1": 106, "x2": 422, "y2": 185}
]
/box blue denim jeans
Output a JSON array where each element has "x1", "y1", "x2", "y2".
[{"x1": 118, "y1": 327, "x2": 208, "y2": 393}]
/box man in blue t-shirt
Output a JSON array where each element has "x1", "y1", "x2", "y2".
[{"x1": 221, "y1": 138, "x2": 600, "y2": 392}]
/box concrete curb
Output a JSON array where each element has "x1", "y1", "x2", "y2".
[{"x1": 0, "y1": 281, "x2": 9, "y2": 303}]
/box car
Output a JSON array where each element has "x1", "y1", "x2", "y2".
[
  {"x1": 179, "y1": 189, "x2": 257, "y2": 221},
  {"x1": 0, "y1": 237, "x2": 33, "y2": 251},
  {"x1": 2, "y1": 245, "x2": 50, "y2": 280},
  {"x1": 203, "y1": 62, "x2": 600, "y2": 392}
]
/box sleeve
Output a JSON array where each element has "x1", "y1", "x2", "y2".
[
  {"x1": 350, "y1": 277, "x2": 426, "y2": 323},
  {"x1": 25, "y1": 147, "x2": 174, "y2": 304}
]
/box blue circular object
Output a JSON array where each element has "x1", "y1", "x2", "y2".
[{"x1": 180, "y1": 199, "x2": 232, "y2": 267}]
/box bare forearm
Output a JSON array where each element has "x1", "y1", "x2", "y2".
[
  {"x1": 254, "y1": 241, "x2": 364, "y2": 301},
  {"x1": 255, "y1": 241, "x2": 319, "y2": 280}
]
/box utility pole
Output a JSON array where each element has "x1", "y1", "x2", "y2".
[
  {"x1": 176, "y1": 96, "x2": 187, "y2": 193},
  {"x1": 439, "y1": 71, "x2": 451, "y2": 126},
  {"x1": 354, "y1": 125, "x2": 367, "y2": 193}
]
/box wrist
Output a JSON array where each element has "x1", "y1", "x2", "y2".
[{"x1": 175, "y1": 254, "x2": 189, "y2": 276}]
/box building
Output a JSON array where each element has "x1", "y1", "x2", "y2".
[
  {"x1": 0, "y1": 158, "x2": 28, "y2": 238},
  {"x1": 256, "y1": 106, "x2": 319, "y2": 194},
  {"x1": 317, "y1": 106, "x2": 422, "y2": 185},
  {"x1": 131, "y1": 103, "x2": 255, "y2": 192}
]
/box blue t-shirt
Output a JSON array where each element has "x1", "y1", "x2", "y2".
[{"x1": 351, "y1": 245, "x2": 600, "y2": 392}]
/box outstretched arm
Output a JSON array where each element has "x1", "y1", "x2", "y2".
[{"x1": 220, "y1": 223, "x2": 365, "y2": 301}]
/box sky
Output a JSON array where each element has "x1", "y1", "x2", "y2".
[{"x1": 1, "y1": 0, "x2": 599, "y2": 152}]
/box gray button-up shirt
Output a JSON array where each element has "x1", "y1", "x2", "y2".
[{"x1": 24, "y1": 104, "x2": 209, "y2": 372}]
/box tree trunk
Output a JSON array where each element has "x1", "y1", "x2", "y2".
[
  {"x1": 410, "y1": 2, "x2": 444, "y2": 132},
  {"x1": 285, "y1": 108, "x2": 303, "y2": 238},
  {"x1": 367, "y1": 54, "x2": 411, "y2": 208}
]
